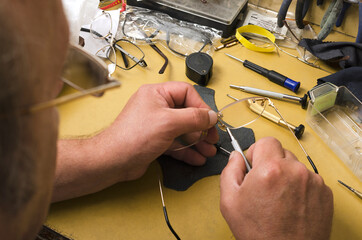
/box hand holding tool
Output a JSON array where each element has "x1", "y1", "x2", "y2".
[{"x1": 225, "y1": 53, "x2": 300, "y2": 92}]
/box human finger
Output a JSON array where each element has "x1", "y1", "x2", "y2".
[
  {"x1": 166, "y1": 108, "x2": 218, "y2": 136},
  {"x1": 166, "y1": 147, "x2": 207, "y2": 166},
  {"x1": 161, "y1": 82, "x2": 211, "y2": 109},
  {"x1": 220, "y1": 151, "x2": 247, "y2": 189},
  {"x1": 193, "y1": 141, "x2": 217, "y2": 158},
  {"x1": 220, "y1": 151, "x2": 247, "y2": 220},
  {"x1": 245, "y1": 137, "x2": 285, "y2": 167},
  {"x1": 284, "y1": 148, "x2": 298, "y2": 161},
  {"x1": 203, "y1": 126, "x2": 219, "y2": 145}
]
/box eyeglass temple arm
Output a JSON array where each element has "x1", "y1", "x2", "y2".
[
  {"x1": 29, "y1": 81, "x2": 120, "y2": 113},
  {"x1": 271, "y1": 104, "x2": 319, "y2": 174},
  {"x1": 150, "y1": 44, "x2": 168, "y2": 74},
  {"x1": 133, "y1": 25, "x2": 167, "y2": 73},
  {"x1": 158, "y1": 179, "x2": 181, "y2": 240}
]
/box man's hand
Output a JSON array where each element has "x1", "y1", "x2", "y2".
[
  {"x1": 220, "y1": 137, "x2": 333, "y2": 240},
  {"x1": 54, "y1": 82, "x2": 218, "y2": 201},
  {"x1": 102, "y1": 81, "x2": 218, "y2": 179}
]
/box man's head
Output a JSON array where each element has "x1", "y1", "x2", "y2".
[{"x1": 0, "y1": 0, "x2": 69, "y2": 238}]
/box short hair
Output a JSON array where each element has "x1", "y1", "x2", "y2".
[{"x1": 0, "y1": 5, "x2": 36, "y2": 215}]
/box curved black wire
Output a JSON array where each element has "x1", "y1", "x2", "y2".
[{"x1": 163, "y1": 207, "x2": 181, "y2": 240}]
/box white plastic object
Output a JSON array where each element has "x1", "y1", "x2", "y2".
[
  {"x1": 306, "y1": 82, "x2": 361, "y2": 180},
  {"x1": 62, "y1": 0, "x2": 99, "y2": 45}
]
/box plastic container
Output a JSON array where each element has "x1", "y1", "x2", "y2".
[{"x1": 306, "y1": 82, "x2": 361, "y2": 180}]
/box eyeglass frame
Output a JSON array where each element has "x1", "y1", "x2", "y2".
[
  {"x1": 81, "y1": 11, "x2": 147, "y2": 71},
  {"x1": 1, "y1": 44, "x2": 120, "y2": 118},
  {"x1": 80, "y1": 27, "x2": 147, "y2": 71},
  {"x1": 89, "y1": 10, "x2": 118, "y2": 75},
  {"x1": 121, "y1": 12, "x2": 212, "y2": 58}
]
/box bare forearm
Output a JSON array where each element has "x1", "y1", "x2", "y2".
[{"x1": 52, "y1": 136, "x2": 127, "y2": 202}]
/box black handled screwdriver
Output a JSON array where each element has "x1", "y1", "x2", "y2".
[{"x1": 225, "y1": 53, "x2": 301, "y2": 93}]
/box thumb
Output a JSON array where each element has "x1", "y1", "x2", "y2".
[
  {"x1": 220, "y1": 151, "x2": 247, "y2": 214},
  {"x1": 168, "y1": 108, "x2": 217, "y2": 135},
  {"x1": 220, "y1": 151, "x2": 247, "y2": 193}
]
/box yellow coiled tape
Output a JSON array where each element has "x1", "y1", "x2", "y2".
[{"x1": 235, "y1": 25, "x2": 276, "y2": 53}]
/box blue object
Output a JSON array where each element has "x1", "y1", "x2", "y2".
[
  {"x1": 335, "y1": 2, "x2": 351, "y2": 27},
  {"x1": 284, "y1": 78, "x2": 301, "y2": 93},
  {"x1": 357, "y1": 2, "x2": 362, "y2": 43}
]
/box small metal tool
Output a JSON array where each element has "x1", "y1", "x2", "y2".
[
  {"x1": 215, "y1": 36, "x2": 239, "y2": 50},
  {"x1": 338, "y1": 180, "x2": 362, "y2": 199},
  {"x1": 230, "y1": 85, "x2": 308, "y2": 109},
  {"x1": 215, "y1": 41, "x2": 238, "y2": 50},
  {"x1": 226, "y1": 127, "x2": 252, "y2": 172},
  {"x1": 225, "y1": 53, "x2": 301, "y2": 92}
]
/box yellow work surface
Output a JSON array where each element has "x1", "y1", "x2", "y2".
[{"x1": 46, "y1": 31, "x2": 362, "y2": 239}]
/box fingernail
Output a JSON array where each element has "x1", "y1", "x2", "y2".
[
  {"x1": 208, "y1": 110, "x2": 217, "y2": 126},
  {"x1": 229, "y1": 151, "x2": 236, "y2": 159}
]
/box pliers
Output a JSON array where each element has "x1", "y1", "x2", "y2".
[
  {"x1": 277, "y1": 0, "x2": 311, "y2": 29},
  {"x1": 318, "y1": 0, "x2": 344, "y2": 40},
  {"x1": 357, "y1": 1, "x2": 362, "y2": 43},
  {"x1": 277, "y1": 0, "x2": 344, "y2": 40},
  {"x1": 334, "y1": 0, "x2": 362, "y2": 43}
]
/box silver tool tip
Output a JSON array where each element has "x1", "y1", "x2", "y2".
[
  {"x1": 230, "y1": 84, "x2": 245, "y2": 90},
  {"x1": 224, "y1": 53, "x2": 244, "y2": 63}
]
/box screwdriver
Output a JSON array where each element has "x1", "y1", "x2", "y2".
[
  {"x1": 338, "y1": 180, "x2": 362, "y2": 199},
  {"x1": 225, "y1": 53, "x2": 301, "y2": 93},
  {"x1": 230, "y1": 85, "x2": 308, "y2": 109}
]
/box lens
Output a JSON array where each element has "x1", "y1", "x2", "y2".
[
  {"x1": 62, "y1": 45, "x2": 109, "y2": 96},
  {"x1": 90, "y1": 11, "x2": 112, "y2": 39},
  {"x1": 169, "y1": 130, "x2": 208, "y2": 151},
  {"x1": 95, "y1": 45, "x2": 116, "y2": 75},
  {"x1": 217, "y1": 97, "x2": 269, "y2": 130},
  {"x1": 122, "y1": 13, "x2": 161, "y2": 41},
  {"x1": 114, "y1": 39, "x2": 145, "y2": 69},
  {"x1": 168, "y1": 28, "x2": 210, "y2": 57}
]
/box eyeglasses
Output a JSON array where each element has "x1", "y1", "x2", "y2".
[
  {"x1": 121, "y1": 10, "x2": 213, "y2": 58},
  {"x1": 81, "y1": 11, "x2": 146, "y2": 71},
  {"x1": 3, "y1": 44, "x2": 120, "y2": 117}
]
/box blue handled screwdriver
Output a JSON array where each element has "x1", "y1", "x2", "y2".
[{"x1": 225, "y1": 53, "x2": 301, "y2": 93}]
